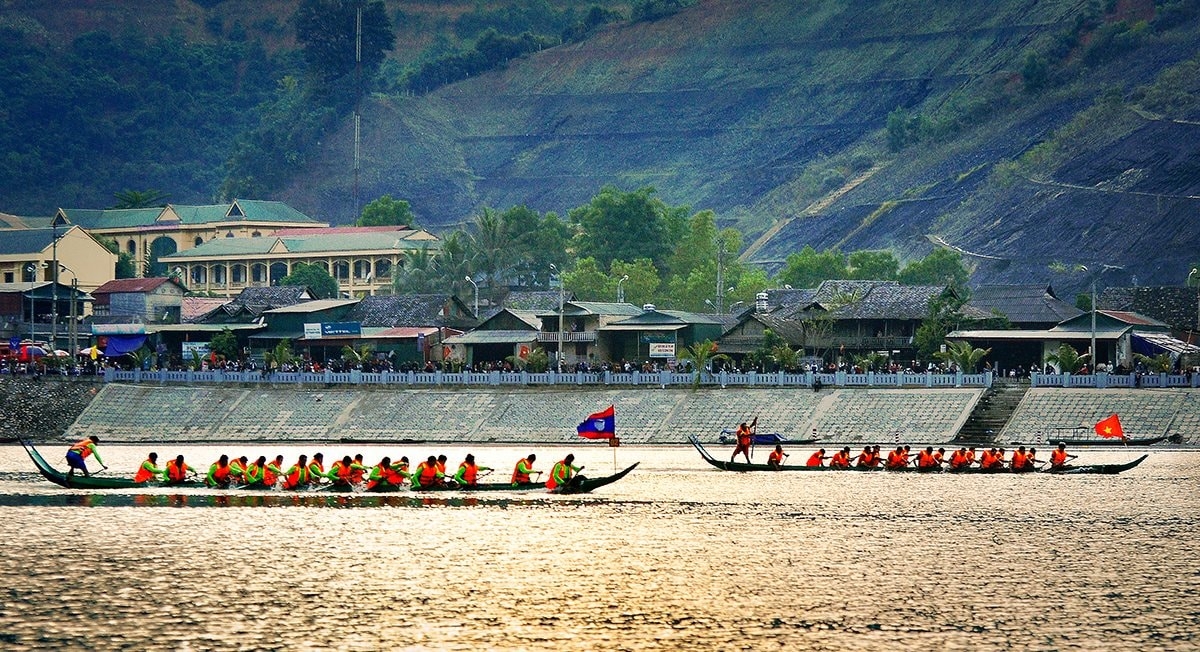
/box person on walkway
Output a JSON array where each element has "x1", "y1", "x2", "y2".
[
  {"x1": 454, "y1": 454, "x2": 492, "y2": 487},
  {"x1": 206, "y1": 454, "x2": 234, "y2": 488},
  {"x1": 511, "y1": 454, "x2": 538, "y2": 487},
  {"x1": 730, "y1": 419, "x2": 756, "y2": 464},
  {"x1": 806, "y1": 448, "x2": 828, "y2": 467},
  {"x1": 165, "y1": 455, "x2": 190, "y2": 484},
  {"x1": 282, "y1": 455, "x2": 312, "y2": 490},
  {"x1": 133, "y1": 452, "x2": 165, "y2": 483},
  {"x1": 547, "y1": 454, "x2": 583, "y2": 490},
  {"x1": 1049, "y1": 443, "x2": 1077, "y2": 471},
  {"x1": 767, "y1": 445, "x2": 787, "y2": 470},
  {"x1": 66, "y1": 435, "x2": 104, "y2": 478}
]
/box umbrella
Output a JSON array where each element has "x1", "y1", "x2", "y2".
[
  {"x1": 23, "y1": 345, "x2": 47, "y2": 357},
  {"x1": 53, "y1": 349, "x2": 70, "y2": 357},
  {"x1": 78, "y1": 346, "x2": 101, "y2": 356}
]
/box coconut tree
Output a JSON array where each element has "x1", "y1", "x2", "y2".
[
  {"x1": 1044, "y1": 343, "x2": 1088, "y2": 374},
  {"x1": 341, "y1": 344, "x2": 375, "y2": 369},
  {"x1": 263, "y1": 339, "x2": 296, "y2": 372},
  {"x1": 934, "y1": 340, "x2": 992, "y2": 373},
  {"x1": 676, "y1": 339, "x2": 732, "y2": 388}
]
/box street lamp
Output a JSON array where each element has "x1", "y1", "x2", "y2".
[
  {"x1": 550, "y1": 263, "x2": 564, "y2": 374},
  {"x1": 1189, "y1": 268, "x2": 1199, "y2": 339},
  {"x1": 617, "y1": 274, "x2": 629, "y2": 303},
  {"x1": 728, "y1": 301, "x2": 745, "y2": 314},
  {"x1": 1078, "y1": 264, "x2": 1123, "y2": 370},
  {"x1": 58, "y1": 264, "x2": 78, "y2": 356},
  {"x1": 25, "y1": 263, "x2": 37, "y2": 342},
  {"x1": 49, "y1": 214, "x2": 68, "y2": 350},
  {"x1": 464, "y1": 275, "x2": 479, "y2": 318}
]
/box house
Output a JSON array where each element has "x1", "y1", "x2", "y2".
[
  {"x1": 536, "y1": 301, "x2": 644, "y2": 367},
  {"x1": 159, "y1": 225, "x2": 439, "y2": 298},
  {"x1": 333, "y1": 294, "x2": 479, "y2": 364},
  {"x1": 1099, "y1": 286, "x2": 1200, "y2": 340},
  {"x1": 598, "y1": 307, "x2": 726, "y2": 363},
  {"x1": 0, "y1": 224, "x2": 117, "y2": 296},
  {"x1": 443, "y1": 308, "x2": 542, "y2": 366},
  {"x1": 56, "y1": 199, "x2": 326, "y2": 277},
  {"x1": 91, "y1": 277, "x2": 188, "y2": 323},
  {"x1": 197, "y1": 286, "x2": 317, "y2": 324},
  {"x1": 0, "y1": 281, "x2": 93, "y2": 350},
  {"x1": 968, "y1": 284, "x2": 1083, "y2": 329}
]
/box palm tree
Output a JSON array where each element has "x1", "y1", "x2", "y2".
[
  {"x1": 467, "y1": 208, "x2": 511, "y2": 297},
  {"x1": 112, "y1": 189, "x2": 169, "y2": 209},
  {"x1": 263, "y1": 340, "x2": 296, "y2": 372},
  {"x1": 1133, "y1": 352, "x2": 1173, "y2": 373},
  {"x1": 771, "y1": 344, "x2": 802, "y2": 372},
  {"x1": 934, "y1": 340, "x2": 992, "y2": 373},
  {"x1": 341, "y1": 344, "x2": 375, "y2": 369},
  {"x1": 676, "y1": 339, "x2": 732, "y2": 388},
  {"x1": 1044, "y1": 343, "x2": 1088, "y2": 374}
]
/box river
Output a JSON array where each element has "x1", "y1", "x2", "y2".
[{"x1": 0, "y1": 443, "x2": 1197, "y2": 651}]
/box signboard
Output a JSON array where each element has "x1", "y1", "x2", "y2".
[
  {"x1": 648, "y1": 342, "x2": 676, "y2": 358},
  {"x1": 182, "y1": 341, "x2": 211, "y2": 357},
  {"x1": 303, "y1": 323, "x2": 322, "y2": 340},
  {"x1": 303, "y1": 322, "x2": 362, "y2": 339}
]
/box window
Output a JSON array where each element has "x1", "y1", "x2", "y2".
[
  {"x1": 126, "y1": 240, "x2": 136, "y2": 255},
  {"x1": 231, "y1": 264, "x2": 247, "y2": 284},
  {"x1": 251, "y1": 231, "x2": 262, "y2": 237},
  {"x1": 3, "y1": 272, "x2": 12, "y2": 283},
  {"x1": 194, "y1": 237, "x2": 204, "y2": 247},
  {"x1": 375, "y1": 260, "x2": 392, "y2": 278}
]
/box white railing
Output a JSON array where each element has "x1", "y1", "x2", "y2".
[
  {"x1": 1031, "y1": 372, "x2": 1200, "y2": 388},
  {"x1": 104, "y1": 368, "x2": 999, "y2": 389}
]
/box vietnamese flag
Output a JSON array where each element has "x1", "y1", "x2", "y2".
[
  {"x1": 1094, "y1": 413, "x2": 1125, "y2": 439},
  {"x1": 577, "y1": 405, "x2": 616, "y2": 439}
]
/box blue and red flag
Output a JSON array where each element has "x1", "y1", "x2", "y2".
[{"x1": 577, "y1": 405, "x2": 616, "y2": 439}]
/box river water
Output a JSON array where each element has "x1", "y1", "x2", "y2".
[{"x1": 0, "y1": 443, "x2": 1196, "y2": 651}]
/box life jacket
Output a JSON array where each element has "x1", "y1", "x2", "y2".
[
  {"x1": 134, "y1": 459, "x2": 158, "y2": 483},
  {"x1": 330, "y1": 461, "x2": 352, "y2": 483},
  {"x1": 263, "y1": 463, "x2": 281, "y2": 486},
  {"x1": 917, "y1": 451, "x2": 937, "y2": 468},
  {"x1": 965, "y1": 450, "x2": 976, "y2": 465},
  {"x1": 805, "y1": 452, "x2": 824, "y2": 467},
  {"x1": 210, "y1": 462, "x2": 231, "y2": 484},
  {"x1": 349, "y1": 462, "x2": 366, "y2": 484},
  {"x1": 459, "y1": 462, "x2": 478, "y2": 485},
  {"x1": 285, "y1": 464, "x2": 310, "y2": 489},
  {"x1": 768, "y1": 450, "x2": 784, "y2": 466},
  {"x1": 512, "y1": 458, "x2": 533, "y2": 484},
  {"x1": 829, "y1": 452, "x2": 849, "y2": 468},
  {"x1": 436, "y1": 460, "x2": 446, "y2": 474},
  {"x1": 69, "y1": 438, "x2": 94, "y2": 458},
  {"x1": 229, "y1": 460, "x2": 246, "y2": 478},
  {"x1": 417, "y1": 462, "x2": 440, "y2": 487},
  {"x1": 246, "y1": 463, "x2": 263, "y2": 484},
  {"x1": 1011, "y1": 452, "x2": 1027, "y2": 470},
  {"x1": 547, "y1": 460, "x2": 574, "y2": 489},
  {"x1": 1050, "y1": 450, "x2": 1068, "y2": 466},
  {"x1": 735, "y1": 425, "x2": 752, "y2": 447},
  {"x1": 949, "y1": 451, "x2": 966, "y2": 469},
  {"x1": 979, "y1": 451, "x2": 994, "y2": 468},
  {"x1": 308, "y1": 461, "x2": 325, "y2": 477},
  {"x1": 166, "y1": 460, "x2": 188, "y2": 482}
]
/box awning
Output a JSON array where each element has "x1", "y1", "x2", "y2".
[
  {"x1": 444, "y1": 330, "x2": 539, "y2": 345},
  {"x1": 1131, "y1": 332, "x2": 1200, "y2": 357},
  {"x1": 599, "y1": 323, "x2": 687, "y2": 332}
]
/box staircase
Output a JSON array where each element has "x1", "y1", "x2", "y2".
[{"x1": 954, "y1": 379, "x2": 1030, "y2": 444}]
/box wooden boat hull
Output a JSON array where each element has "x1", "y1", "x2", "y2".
[
  {"x1": 688, "y1": 436, "x2": 1147, "y2": 475},
  {"x1": 20, "y1": 440, "x2": 202, "y2": 489},
  {"x1": 1008, "y1": 436, "x2": 1166, "y2": 447}
]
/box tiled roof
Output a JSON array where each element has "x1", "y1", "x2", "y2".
[
  {"x1": 198, "y1": 286, "x2": 316, "y2": 322},
  {"x1": 502, "y1": 290, "x2": 572, "y2": 312},
  {"x1": 752, "y1": 314, "x2": 809, "y2": 345},
  {"x1": 0, "y1": 228, "x2": 52, "y2": 255},
  {"x1": 272, "y1": 225, "x2": 412, "y2": 236},
  {"x1": 1099, "y1": 286, "x2": 1200, "y2": 331},
  {"x1": 1096, "y1": 310, "x2": 1167, "y2": 327},
  {"x1": 59, "y1": 207, "x2": 162, "y2": 229},
  {"x1": 814, "y1": 283, "x2": 947, "y2": 320},
  {"x1": 161, "y1": 228, "x2": 440, "y2": 259},
  {"x1": 264, "y1": 299, "x2": 358, "y2": 314},
  {"x1": 346, "y1": 294, "x2": 476, "y2": 329},
  {"x1": 181, "y1": 298, "x2": 228, "y2": 323},
  {"x1": 92, "y1": 278, "x2": 176, "y2": 295},
  {"x1": 968, "y1": 284, "x2": 1083, "y2": 325},
  {"x1": 0, "y1": 213, "x2": 50, "y2": 229},
  {"x1": 166, "y1": 204, "x2": 232, "y2": 224},
  {"x1": 539, "y1": 301, "x2": 643, "y2": 318},
  {"x1": 232, "y1": 199, "x2": 322, "y2": 223},
  {"x1": 57, "y1": 200, "x2": 320, "y2": 230},
  {"x1": 760, "y1": 288, "x2": 817, "y2": 314}
]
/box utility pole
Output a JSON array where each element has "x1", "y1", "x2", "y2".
[{"x1": 352, "y1": 2, "x2": 362, "y2": 222}]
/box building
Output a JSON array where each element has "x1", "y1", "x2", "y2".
[
  {"x1": 0, "y1": 225, "x2": 116, "y2": 294},
  {"x1": 56, "y1": 199, "x2": 326, "y2": 277},
  {"x1": 536, "y1": 301, "x2": 644, "y2": 367},
  {"x1": 1099, "y1": 285, "x2": 1200, "y2": 340},
  {"x1": 443, "y1": 308, "x2": 542, "y2": 366},
  {"x1": 91, "y1": 278, "x2": 189, "y2": 324},
  {"x1": 159, "y1": 225, "x2": 440, "y2": 298},
  {"x1": 967, "y1": 284, "x2": 1083, "y2": 329}
]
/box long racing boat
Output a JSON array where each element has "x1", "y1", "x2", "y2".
[
  {"x1": 688, "y1": 436, "x2": 1147, "y2": 475},
  {"x1": 20, "y1": 439, "x2": 203, "y2": 489}
]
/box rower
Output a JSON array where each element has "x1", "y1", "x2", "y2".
[
  {"x1": 934, "y1": 448, "x2": 946, "y2": 465},
  {"x1": 367, "y1": 456, "x2": 405, "y2": 491},
  {"x1": 282, "y1": 454, "x2": 312, "y2": 490},
  {"x1": 206, "y1": 454, "x2": 234, "y2": 488},
  {"x1": 547, "y1": 454, "x2": 583, "y2": 490},
  {"x1": 805, "y1": 448, "x2": 828, "y2": 467},
  {"x1": 767, "y1": 444, "x2": 787, "y2": 470},
  {"x1": 1024, "y1": 447, "x2": 1039, "y2": 472},
  {"x1": 329, "y1": 456, "x2": 355, "y2": 486},
  {"x1": 730, "y1": 419, "x2": 755, "y2": 464},
  {"x1": 391, "y1": 456, "x2": 412, "y2": 484},
  {"x1": 454, "y1": 454, "x2": 491, "y2": 487},
  {"x1": 916, "y1": 446, "x2": 940, "y2": 471},
  {"x1": 436, "y1": 454, "x2": 448, "y2": 475},
  {"x1": 965, "y1": 447, "x2": 977, "y2": 467},
  {"x1": 1010, "y1": 446, "x2": 1029, "y2": 472},
  {"x1": 245, "y1": 456, "x2": 268, "y2": 486},
  {"x1": 413, "y1": 455, "x2": 445, "y2": 488},
  {"x1": 859, "y1": 445, "x2": 883, "y2": 469},
  {"x1": 350, "y1": 454, "x2": 367, "y2": 484},
  {"x1": 948, "y1": 447, "x2": 969, "y2": 471},
  {"x1": 165, "y1": 455, "x2": 190, "y2": 484},
  {"x1": 133, "y1": 452, "x2": 166, "y2": 483},
  {"x1": 828, "y1": 447, "x2": 851, "y2": 469},
  {"x1": 307, "y1": 453, "x2": 325, "y2": 480},
  {"x1": 263, "y1": 455, "x2": 285, "y2": 486},
  {"x1": 66, "y1": 435, "x2": 104, "y2": 479},
  {"x1": 511, "y1": 454, "x2": 538, "y2": 487},
  {"x1": 1049, "y1": 443, "x2": 1077, "y2": 470},
  {"x1": 229, "y1": 456, "x2": 249, "y2": 483}
]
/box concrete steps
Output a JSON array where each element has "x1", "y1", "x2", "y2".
[{"x1": 954, "y1": 380, "x2": 1030, "y2": 444}]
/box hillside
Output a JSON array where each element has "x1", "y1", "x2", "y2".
[
  {"x1": 279, "y1": 0, "x2": 1200, "y2": 294},
  {"x1": 2, "y1": 0, "x2": 1198, "y2": 296}
]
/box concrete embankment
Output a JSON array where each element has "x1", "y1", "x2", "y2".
[
  {"x1": 9, "y1": 381, "x2": 981, "y2": 445},
  {"x1": 0, "y1": 376, "x2": 99, "y2": 442}
]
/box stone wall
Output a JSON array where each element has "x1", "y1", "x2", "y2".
[
  {"x1": 54, "y1": 383, "x2": 984, "y2": 445},
  {"x1": 0, "y1": 376, "x2": 101, "y2": 441},
  {"x1": 1001, "y1": 388, "x2": 1200, "y2": 445}
]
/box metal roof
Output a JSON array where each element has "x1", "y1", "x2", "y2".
[
  {"x1": 444, "y1": 330, "x2": 540, "y2": 344},
  {"x1": 262, "y1": 299, "x2": 359, "y2": 314}
]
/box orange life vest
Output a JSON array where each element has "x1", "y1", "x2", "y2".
[
  {"x1": 459, "y1": 462, "x2": 478, "y2": 485},
  {"x1": 917, "y1": 451, "x2": 937, "y2": 468},
  {"x1": 1011, "y1": 451, "x2": 1027, "y2": 470},
  {"x1": 949, "y1": 451, "x2": 966, "y2": 469},
  {"x1": 211, "y1": 462, "x2": 231, "y2": 482},
  {"x1": 512, "y1": 458, "x2": 533, "y2": 484},
  {"x1": 330, "y1": 461, "x2": 352, "y2": 483},
  {"x1": 1050, "y1": 450, "x2": 1068, "y2": 466},
  {"x1": 416, "y1": 462, "x2": 440, "y2": 487},
  {"x1": 263, "y1": 463, "x2": 281, "y2": 486},
  {"x1": 285, "y1": 464, "x2": 310, "y2": 489},
  {"x1": 69, "y1": 438, "x2": 94, "y2": 458},
  {"x1": 806, "y1": 452, "x2": 824, "y2": 467},
  {"x1": 829, "y1": 451, "x2": 849, "y2": 468},
  {"x1": 133, "y1": 459, "x2": 158, "y2": 483},
  {"x1": 166, "y1": 460, "x2": 189, "y2": 482},
  {"x1": 768, "y1": 450, "x2": 784, "y2": 466},
  {"x1": 349, "y1": 462, "x2": 365, "y2": 484}
]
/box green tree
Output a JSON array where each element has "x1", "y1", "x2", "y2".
[
  {"x1": 777, "y1": 246, "x2": 847, "y2": 289},
  {"x1": 570, "y1": 186, "x2": 674, "y2": 272},
  {"x1": 899, "y1": 249, "x2": 970, "y2": 294},
  {"x1": 466, "y1": 207, "x2": 512, "y2": 297},
  {"x1": 341, "y1": 343, "x2": 375, "y2": 367},
  {"x1": 99, "y1": 237, "x2": 138, "y2": 278},
  {"x1": 1133, "y1": 352, "x2": 1173, "y2": 373},
  {"x1": 524, "y1": 212, "x2": 572, "y2": 288},
  {"x1": 675, "y1": 339, "x2": 731, "y2": 388},
  {"x1": 561, "y1": 257, "x2": 611, "y2": 301},
  {"x1": 933, "y1": 340, "x2": 992, "y2": 373},
  {"x1": 263, "y1": 339, "x2": 297, "y2": 371},
  {"x1": 280, "y1": 262, "x2": 340, "y2": 299},
  {"x1": 358, "y1": 194, "x2": 416, "y2": 227},
  {"x1": 913, "y1": 293, "x2": 971, "y2": 360},
  {"x1": 848, "y1": 250, "x2": 899, "y2": 280},
  {"x1": 610, "y1": 259, "x2": 661, "y2": 307},
  {"x1": 294, "y1": 0, "x2": 394, "y2": 84},
  {"x1": 392, "y1": 245, "x2": 439, "y2": 294},
  {"x1": 210, "y1": 328, "x2": 240, "y2": 362},
  {"x1": 1045, "y1": 343, "x2": 1089, "y2": 374},
  {"x1": 111, "y1": 189, "x2": 169, "y2": 209},
  {"x1": 1022, "y1": 51, "x2": 1050, "y2": 92},
  {"x1": 432, "y1": 230, "x2": 473, "y2": 298}
]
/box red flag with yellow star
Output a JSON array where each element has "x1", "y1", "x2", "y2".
[{"x1": 1094, "y1": 413, "x2": 1125, "y2": 439}]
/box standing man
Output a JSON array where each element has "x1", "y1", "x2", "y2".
[
  {"x1": 66, "y1": 435, "x2": 104, "y2": 479},
  {"x1": 730, "y1": 417, "x2": 756, "y2": 464},
  {"x1": 547, "y1": 454, "x2": 583, "y2": 490}
]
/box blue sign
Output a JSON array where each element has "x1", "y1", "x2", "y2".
[
  {"x1": 9, "y1": 337, "x2": 19, "y2": 350},
  {"x1": 321, "y1": 322, "x2": 361, "y2": 337}
]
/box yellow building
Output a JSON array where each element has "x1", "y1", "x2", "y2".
[
  {"x1": 56, "y1": 199, "x2": 327, "y2": 277},
  {"x1": 159, "y1": 225, "x2": 440, "y2": 298}
]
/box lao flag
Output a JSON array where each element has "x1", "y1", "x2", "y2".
[
  {"x1": 1094, "y1": 413, "x2": 1125, "y2": 439},
  {"x1": 577, "y1": 405, "x2": 615, "y2": 439}
]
